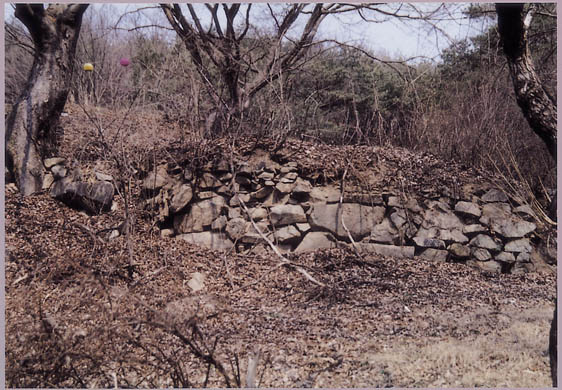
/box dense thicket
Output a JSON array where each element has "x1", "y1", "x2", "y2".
[{"x1": 5, "y1": 4, "x2": 556, "y2": 197}]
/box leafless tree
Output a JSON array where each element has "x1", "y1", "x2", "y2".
[{"x1": 159, "y1": 3, "x2": 339, "y2": 135}]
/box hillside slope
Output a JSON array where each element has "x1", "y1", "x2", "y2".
[{"x1": 5, "y1": 104, "x2": 557, "y2": 387}]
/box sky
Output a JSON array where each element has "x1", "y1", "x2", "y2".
[{"x1": 3, "y1": 3, "x2": 492, "y2": 61}]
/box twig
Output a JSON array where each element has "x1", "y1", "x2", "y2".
[
  {"x1": 237, "y1": 195, "x2": 325, "y2": 288},
  {"x1": 129, "y1": 266, "x2": 167, "y2": 288},
  {"x1": 72, "y1": 221, "x2": 106, "y2": 244},
  {"x1": 338, "y1": 166, "x2": 363, "y2": 259}
]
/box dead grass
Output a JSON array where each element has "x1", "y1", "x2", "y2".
[{"x1": 358, "y1": 304, "x2": 553, "y2": 388}]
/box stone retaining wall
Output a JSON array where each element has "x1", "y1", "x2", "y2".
[{"x1": 139, "y1": 157, "x2": 540, "y2": 275}]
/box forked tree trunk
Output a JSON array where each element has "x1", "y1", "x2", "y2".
[{"x1": 5, "y1": 4, "x2": 88, "y2": 196}]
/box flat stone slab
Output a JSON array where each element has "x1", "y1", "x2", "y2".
[
  {"x1": 454, "y1": 201, "x2": 481, "y2": 217},
  {"x1": 413, "y1": 237, "x2": 446, "y2": 249},
  {"x1": 463, "y1": 224, "x2": 487, "y2": 235},
  {"x1": 177, "y1": 232, "x2": 233, "y2": 251},
  {"x1": 356, "y1": 243, "x2": 415, "y2": 259},
  {"x1": 309, "y1": 186, "x2": 341, "y2": 203},
  {"x1": 294, "y1": 232, "x2": 336, "y2": 253}
]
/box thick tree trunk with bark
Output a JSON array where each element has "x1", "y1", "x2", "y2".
[
  {"x1": 496, "y1": 4, "x2": 557, "y2": 386},
  {"x1": 496, "y1": 3, "x2": 557, "y2": 160},
  {"x1": 6, "y1": 4, "x2": 88, "y2": 196}
]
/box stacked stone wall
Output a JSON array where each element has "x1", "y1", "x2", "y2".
[{"x1": 140, "y1": 158, "x2": 541, "y2": 275}]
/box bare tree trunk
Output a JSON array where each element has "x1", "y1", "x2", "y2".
[
  {"x1": 496, "y1": 3, "x2": 557, "y2": 160},
  {"x1": 496, "y1": 5, "x2": 557, "y2": 386},
  {"x1": 5, "y1": 4, "x2": 88, "y2": 196}
]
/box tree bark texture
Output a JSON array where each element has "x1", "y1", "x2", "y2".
[
  {"x1": 496, "y1": 3, "x2": 557, "y2": 160},
  {"x1": 6, "y1": 4, "x2": 88, "y2": 196},
  {"x1": 550, "y1": 298, "x2": 557, "y2": 387}
]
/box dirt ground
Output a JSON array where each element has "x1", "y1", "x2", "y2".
[
  {"x1": 5, "y1": 105, "x2": 557, "y2": 387},
  {"x1": 5, "y1": 188, "x2": 556, "y2": 388}
]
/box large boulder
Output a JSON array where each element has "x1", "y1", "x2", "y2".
[
  {"x1": 421, "y1": 208, "x2": 464, "y2": 230},
  {"x1": 479, "y1": 203, "x2": 511, "y2": 225},
  {"x1": 490, "y1": 218, "x2": 536, "y2": 238},
  {"x1": 309, "y1": 203, "x2": 385, "y2": 240},
  {"x1": 370, "y1": 218, "x2": 398, "y2": 244},
  {"x1": 174, "y1": 196, "x2": 226, "y2": 233},
  {"x1": 469, "y1": 234, "x2": 502, "y2": 251},
  {"x1": 269, "y1": 204, "x2": 307, "y2": 226},
  {"x1": 51, "y1": 179, "x2": 114, "y2": 214},
  {"x1": 169, "y1": 184, "x2": 193, "y2": 213},
  {"x1": 273, "y1": 225, "x2": 301, "y2": 244},
  {"x1": 143, "y1": 166, "x2": 169, "y2": 190}
]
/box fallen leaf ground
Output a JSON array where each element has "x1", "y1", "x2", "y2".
[{"x1": 4, "y1": 105, "x2": 557, "y2": 388}]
